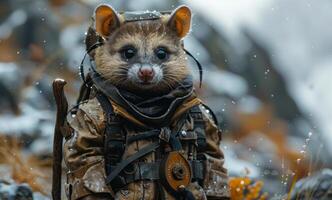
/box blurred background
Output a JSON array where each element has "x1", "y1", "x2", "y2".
[{"x1": 0, "y1": 0, "x2": 331, "y2": 199}]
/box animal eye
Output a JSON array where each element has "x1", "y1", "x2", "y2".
[
  {"x1": 155, "y1": 47, "x2": 168, "y2": 60},
  {"x1": 120, "y1": 46, "x2": 136, "y2": 60}
]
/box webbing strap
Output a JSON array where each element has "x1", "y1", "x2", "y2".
[
  {"x1": 96, "y1": 92, "x2": 114, "y2": 115},
  {"x1": 105, "y1": 142, "x2": 160, "y2": 184},
  {"x1": 109, "y1": 160, "x2": 204, "y2": 192},
  {"x1": 168, "y1": 111, "x2": 190, "y2": 151},
  {"x1": 96, "y1": 92, "x2": 125, "y2": 174},
  {"x1": 189, "y1": 105, "x2": 206, "y2": 153},
  {"x1": 127, "y1": 129, "x2": 160, "y2": 144}
]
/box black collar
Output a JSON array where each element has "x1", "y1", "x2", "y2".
[{"x1": 91, "y1": 72, "x2": 194, "y2": 127}]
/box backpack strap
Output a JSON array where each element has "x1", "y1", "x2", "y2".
[
  {"x1": 189, "y1": 104, "x2": 220, "y2": 153},
  {"x1": 95, "y1": 92, "x2": 125, "y2": 175},
  {"x1": 189, "y1": 105, "x2": 206, "y2": 153}
]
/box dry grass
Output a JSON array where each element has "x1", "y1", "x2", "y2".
[{"x1": 0, "y1": 135, "x2": 51, "y2": 195}]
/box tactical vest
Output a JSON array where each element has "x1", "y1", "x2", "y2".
[
  {"x1": 95, "y1": 91, "x2": 217, "y2": 198},
  {"x1": 51, "y1": 8, "x2": 228, "y2": 200}
]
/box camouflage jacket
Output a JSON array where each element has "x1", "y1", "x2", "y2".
[{"x1": 63, "y1": 91, "x2": 229, "y2": 200}]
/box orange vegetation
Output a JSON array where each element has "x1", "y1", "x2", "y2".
[
  {"x1": 229, "y1": 177, "x2": 268, "y2": 200},
  {"x1": 232, "y1": 104, "x2": 309, "y2": 178}
]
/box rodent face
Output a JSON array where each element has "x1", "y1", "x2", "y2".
[{"x1": 95, "y1": 20, "x2": 190, "y2": 94}]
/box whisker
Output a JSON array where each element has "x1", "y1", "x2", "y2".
[
  {"x1": 160, "y1": 80, "x2": 174, "y2": 91},
  {"x1": 164, "y1": 76, "x2": 186, "y2": 89}
]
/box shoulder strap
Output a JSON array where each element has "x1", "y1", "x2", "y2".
[
  {"x1": 189, "y1": 105, "x2": 206, "y2": 153},
  {"x1": 190, "y1": 104, "x2": 221, "y2": 154},
  {"x1": 69, "y1": 74, "x2": 93, "y2": 115},
  {"x1": 96, "y1": 92, "x2": 114, "y2": 117},
  {"x1": 96, "y1": 92, "x2": 125, "y2": 174},
  {"x1": 76, "y1": 77, "x2": 92, "y2": 104}
]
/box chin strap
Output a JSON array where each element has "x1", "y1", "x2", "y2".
[
  {"x1": 79, "y1": 42, "x2": 104, "y2": 86},
  {"x1": 184, "y1": 49, "x2": 203, "y2": 88}
]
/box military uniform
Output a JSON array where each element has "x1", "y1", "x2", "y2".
[
  {"x1": 63, "y1": 77, "x2": 229, "y2": 199},
  {"x1": 58, "y1": 7, "x2": 229, "y2": 199}
]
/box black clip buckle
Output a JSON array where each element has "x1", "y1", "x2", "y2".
[{"x1": 159, "y1": 127, "x2": 171, "y2": 143}]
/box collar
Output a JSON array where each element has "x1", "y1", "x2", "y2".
[{"x1": 91, "y1": 72, "x2": 199, "y2": 128}]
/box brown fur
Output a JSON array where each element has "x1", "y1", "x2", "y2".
[{"x1": 94, "y1": 18, "x2": 190, "y2": 94}]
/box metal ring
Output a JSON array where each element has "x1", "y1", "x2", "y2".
[{"x1": 123, "y1": 163, "x2": 138, "y2": 175}]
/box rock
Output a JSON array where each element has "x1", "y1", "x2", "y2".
[
  {"x1": 204, "y1": 69, "x2": 248, "y2": 99},
  {"x1": 0, "y1": 62, "x2": 23, "y2": 114},
  {"x1": 0, "y1": 103, "x2": 54, "y2": 155},
  {"x1": 290, "y1": 169, "x2": 332, "y2": 200},
  {"x1": 33, "y1": 193, "x2": 50, "y2": 200},
  {"x1": 0, "y1": 180, "x2": 33, "y2": 200}
]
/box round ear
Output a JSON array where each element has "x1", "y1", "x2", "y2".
[
  {"x1": 167, "y1": 5, "x2": 192, "y2": 38},
  {"x1": 95, "y1": 4, "x2": 120, "y2": 38}
]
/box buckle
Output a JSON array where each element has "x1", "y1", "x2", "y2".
[
  {"x1": 179, "y1": 130, "x2": 197, "y2": 141},
  {"x1": 123, "y1": 163, "x2": 138, "y2": 175},
  {"x1": 159, "y1": 127, "x2": 171, "y2": 142},
  {"x1": 108, "y1": 113, "x2": 118, "y2": 124}
]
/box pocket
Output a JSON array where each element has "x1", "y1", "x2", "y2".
[
  {"x1": 82, "y1": 160, "x2": 111, "y2": 193},
  {"x1": 64, "y1": 182, "x2": 72, "y2": 200},
  {"x1": 62, "y1": 122, "x2": 74, "y2": 139},
  {"x1": 202, "y1": 154, "x2": 230, "y2": 199}
]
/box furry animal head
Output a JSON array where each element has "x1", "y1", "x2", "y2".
[{"x1": 93, "y1": 4, "x2": 192, "y2": 95}]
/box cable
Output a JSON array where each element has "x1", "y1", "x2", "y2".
[
  {"x1": 184, "y1": 49, "x2": 203, "y2": 88},
  {"x1": 79, "y1": 42, "x2": 104, "y2": 85}
]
